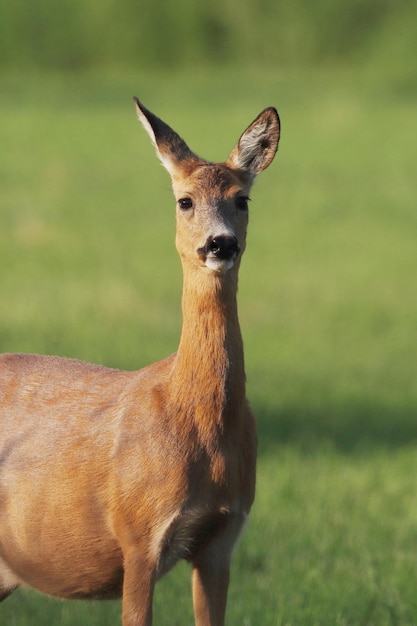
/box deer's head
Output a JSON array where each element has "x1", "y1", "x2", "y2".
[{"x1": 134, "y1": 99, "x2": 280, "y2": 276}]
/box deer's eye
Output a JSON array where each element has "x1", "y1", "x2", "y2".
[
  {"x1": 178, "y1": 198, "x2": 193, "y2": 211},
  {"x1": 235, "y1": 196, "x2": 249, "y2": 211}
]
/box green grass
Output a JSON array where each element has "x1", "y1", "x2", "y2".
[{"x1": 1, "y1": 66, "x2": 417, "y2": 625}]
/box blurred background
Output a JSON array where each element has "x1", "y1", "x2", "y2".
[
  {"x1": 1, "y1": 2, "x2": 417, "y2": 625},
  {"x1": 1, "y1": 0, "x2": 417, "y2": 73}
]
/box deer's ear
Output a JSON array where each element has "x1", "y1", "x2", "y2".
[
  {"x1": 227, "y1": 107, "x2": 280, "y2": 176},
  {"x1": 134, "y1": 97, "x2": 197, "y2": 176}
]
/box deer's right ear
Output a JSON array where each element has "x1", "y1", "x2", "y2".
[{"x1": 134, "y1": 97, "x2": 196, "y2": 177}]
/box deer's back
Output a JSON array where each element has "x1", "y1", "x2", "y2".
[{"x1": 0, "y1": 352, "x2": 180, "y2": 475}]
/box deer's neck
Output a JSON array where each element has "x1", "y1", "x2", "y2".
[{"x1": 169, "y1": 268, "x2": 246, "y2": 446}]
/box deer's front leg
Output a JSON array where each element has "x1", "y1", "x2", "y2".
[
  {"x1": 122, "y1": 548, "x2": 156, "y2": 626},
  {"x1": 191, "y1": 514, "x2": 246, "y2": 626},
  {"x1": 192, "y1": 558, "x2": 230, "y2": 626}
]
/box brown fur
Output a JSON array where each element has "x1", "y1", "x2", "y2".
[{"x1": 0, "y1": 100, "x2": 280, "y2": 625}]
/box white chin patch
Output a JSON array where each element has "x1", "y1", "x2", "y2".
[{"x1": 205, "y1": 257, "x2": 235, "y2": 273}]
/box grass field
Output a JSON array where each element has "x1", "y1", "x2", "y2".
[{"x1": 1, "y1": 65, "x2": 417, "y2": 625}]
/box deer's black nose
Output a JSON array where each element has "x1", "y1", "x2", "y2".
[{"x1": 207, "y1": 236, "x2": 240, "y2": 260}]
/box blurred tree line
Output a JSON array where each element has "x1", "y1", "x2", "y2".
[{"x1": 0, "y1": 0, "x2": 416, "y2": 72}]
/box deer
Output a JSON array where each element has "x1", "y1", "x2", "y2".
[{"x1": 0, "y1": 98, "x2": 280, "y2": 625}]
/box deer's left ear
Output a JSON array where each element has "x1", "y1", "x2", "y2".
[
  {"x1": 134, "y1": 97, "x2": 198, "y2": 177},
  {"x1": 227, "y1": 107, "x2": 280, "y2": 176}
]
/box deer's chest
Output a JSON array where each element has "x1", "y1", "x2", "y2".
[{"x1": 155, "y1": 503, "x2": 247, "y2": 578}]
